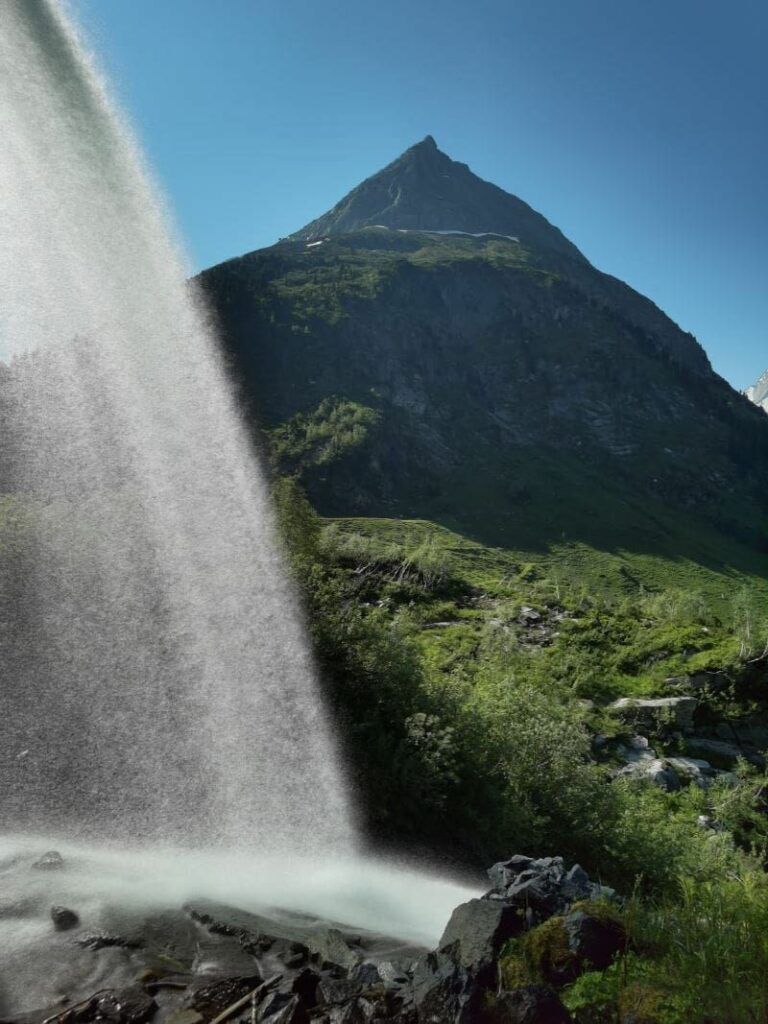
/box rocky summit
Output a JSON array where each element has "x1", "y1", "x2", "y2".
[
  {"x1": 288, "y1": 135, "x2": 582, "y2": 260},
  {"x1": 199, "y1": 138, "x2": 768, "y2": 572}
]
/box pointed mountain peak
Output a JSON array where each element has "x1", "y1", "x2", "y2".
[{"x1": 289, "y1": 138, "x2": 583, "y2": 260}]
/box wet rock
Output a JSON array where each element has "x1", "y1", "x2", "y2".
[
  {"x1": 32, "y1": 849, "x2": 65, "y2": 871},
  {"x1": 188, "y1": 973, "x2": 262, "y2": 1015},
  {"x1": 493, "y1": 984, "x2": 572, "y2": 1023},
  {"x1": 409, "y1": 949, "x2": 485, "y2": 1023},
  {"x1": 72, "y1": 987, "x2": 157, "y2": 1024},
  {"x1": 438, "y1": 898, "x2": 522, "y2": 977},
  {"x1": 77, "y1": 933, "x2": 143, "y2": 951},
  {"x1": 308, "y1": 927, "x2": 361, "y2": 971},
  {"x1": 51, "y1": 905, "x2": 80, "y2": 931},
  {"x1": 318, "y1": 975, "x2": 363, "y2": 1006}
]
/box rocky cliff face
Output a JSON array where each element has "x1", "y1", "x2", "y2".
[
  {"x1": 199, "y1": 140, "x2": 768, "y2": 562},
  {"x1": 746, "y1": 369, "x2": 768, "y2": 412}
]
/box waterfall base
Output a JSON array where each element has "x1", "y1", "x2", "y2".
[{"x1": 0, "y1": 835, "x2": 480, "y2": 1018}]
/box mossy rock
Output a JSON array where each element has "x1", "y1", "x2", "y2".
[
  {"x1": 501, "y1": 906, "x2": 627, "y2": 990},
  {"x1": 570, "y1": 899, "x2": 625, "y2": 928},
  {"x1": 500, "y1": 917, "x2": 574, "y2": 988}
]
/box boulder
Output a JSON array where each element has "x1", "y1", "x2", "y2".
[
  {"x1": 439, "y1": 898, "x2": 523, "y2": 976},
  {"x1": 410, "y1": 949, "x2": 486, "y2": 1023},
  {"x1": 615, "y1": 758, "x2": 681, "y2": 792},
  {"x1": 51, "y1": 905, "x2": 79, "y2": 931},
  {"x1": 188, "y1": 974, "x2": 263, "y2": 1015},
  {"x1": 307, "y1": 926, "x2": 361, "y2": 971},
  {"x1": 486, "y1": 856, "x2": 616, "y2": 921},
  {"x1": 73, "y1": 987, "x2": 157, "y2": 1024},
  {"x1": 32, "y1": 849, "x2": 65, "y2": 871},
  {"x1": 666, "y1": 756, "x2": 715, "y2": 788},
  {"x1": 611, "y1": 697, "x2": 697, "y2": 733},
  {"x1": 518, "y1": 606, "x2": 542, "y2": 625},
  {"x1": 563, "y1": 908, "x2": 625, "y2": 972},
  {"x1": 488, "y1": 855, "x2": 535, "y2": 891}
]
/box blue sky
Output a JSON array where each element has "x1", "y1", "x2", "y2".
[{"x1": 72, "y1": 0, "x2": 766, "y2": 390}]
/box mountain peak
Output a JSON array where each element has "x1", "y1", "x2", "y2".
[{"x1": 288, "y1": 139, "x2": 584, "y2": 259}]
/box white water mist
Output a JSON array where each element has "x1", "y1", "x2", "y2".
[{"x1": 0, "y1": 0, "x2": 355, "y2": 852}]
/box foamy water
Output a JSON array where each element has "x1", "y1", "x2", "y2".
[{"x1": 0, "y1": 836, "x2": 479, "y2": 949}]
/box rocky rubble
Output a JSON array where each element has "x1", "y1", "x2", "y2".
[{"x1": 12, "y1": 856, "x2": 627, "y2": 1024}]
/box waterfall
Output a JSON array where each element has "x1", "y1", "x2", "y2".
[{"x1": 0, "y1": 0, "x2": 356, "y2": 854}]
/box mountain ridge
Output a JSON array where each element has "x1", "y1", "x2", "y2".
[{"x1": 199, "y1": 140, "x2": 768, "y2": 579}]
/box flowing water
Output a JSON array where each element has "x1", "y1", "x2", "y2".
[
  {"x1": 0, "y1": 0, "x2": 356, "y2": 852},
  {"x1": 0, "y1": 10, "x2": 481, "y2": 992}
]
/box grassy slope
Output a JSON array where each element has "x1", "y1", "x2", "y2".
[{"x1": 322, "y1": 513, "x2": 768, "y2": 705}]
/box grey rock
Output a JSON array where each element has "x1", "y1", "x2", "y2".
[
  {"x1": 79, "y1": 987, "x2": 157, "y2": 1024},
  {"x1": 519, "y1": 606, "x2": 542, "y2": 625},
  {"x1": 410, "y1": 949, "x2": 486, "y2": 1024},
  {"x1": 616, "y1": 758, "x2": 680, "y2": 791},
  {"x1": 666, "y1": 756, "x2": 716, "y2": 787},
  {"x1": 189, "y1": 974, "x2": 263, "y2": 1016},
  {"x1": 32, "y1": 849, "x2": 65, "y2": 871},
  {"x1": 487, "y1": 855, "x2": 534, "y2": 890},
  {"x1": 611, "y1": 696, "x2": 698, "y2": 733},
  {"x1": 439, "y1": 898, "x2": 522, "y2": 975},
  {"x1": 307, "y1": 926, "x2": 361, "y2": 971}
]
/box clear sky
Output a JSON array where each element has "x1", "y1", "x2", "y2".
[{"x1": 71, "y1": 0, "x2": 766, "y2": 391}]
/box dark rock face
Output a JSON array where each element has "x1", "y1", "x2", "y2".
[
  {"x1": 493, "y1": 984, "x2": 573, "y2": 1023},
  {"x1": 51, "y1": 905, "x2": 80, "y2": 931},
  {"x1": 199, "y1": 142, "x2": 768, "y2": 560},
  {"x1": 438, "y1": 898, "x2": 523, "y2": 975},
  {"x1": 563, "y1": 909, "x2": 625, "y2": 973}
]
